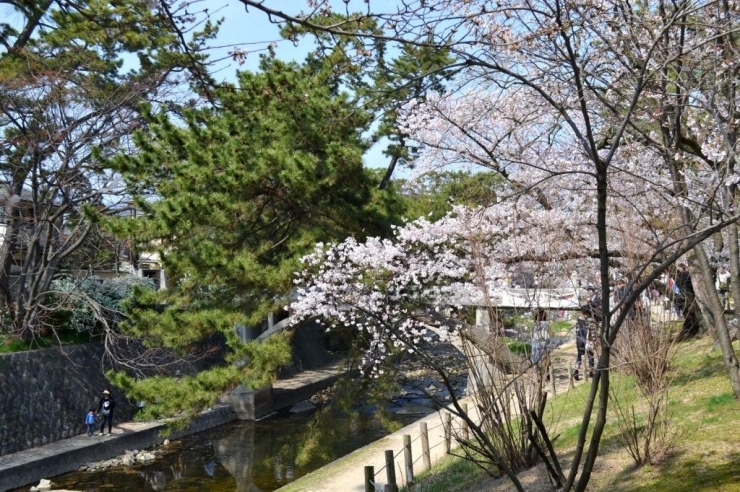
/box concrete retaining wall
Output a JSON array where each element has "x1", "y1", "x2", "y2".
[
  {"x1": 0, "y1": 344, "x2": 137, "y2": 457},
  {"x1": 0, "y1": 405, "x2": 235, "y2": 492},
  {"x1": 0, "y1": 322, "x2": 343, "y2": 459}
]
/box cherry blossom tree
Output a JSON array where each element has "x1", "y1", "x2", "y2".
[{"x1": 292, "y1": 206, "x2": 582, "y2": 489}]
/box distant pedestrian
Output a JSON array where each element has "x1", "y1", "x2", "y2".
[
  {"x1": 531, "y1": 309, "x2": 551, "y2": 377},
  {"x1": 614, "y1": 278, "x2": 638, "y2": 324},
  {"x1": 676, "y1": 263, "x2": 694, "y2": 296},
  {"x1": 585, "y1": 286, "x2": 602, "y2": 322},
  {"x1": 716, "y1": 266, "x2": 731, "y2": 310},
  {"x1": 85, "y1": 408, "x2": 96, "y2": 437},
  {"x1": 574, "y1": 309, "x2": 595, "y2": 381},
  {"x1": 98, "y1": 389, "x2": 115, "y2": 436}
]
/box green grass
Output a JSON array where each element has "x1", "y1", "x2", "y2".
[
  {"x1": 402, "y1": 453, "x2": 492, "y2": 492},
  {"x1": 0, "y1": 331, "x2": 96, "y2": 354},
  {"x1": 408, "y1": 336, "x2": 740, "y2": 492},
  {"x1": 505, "y1": 338, "x2": 531, "y2": 357},
  {"x1": 550, "y1": 319, "x2": 573, "y2": 334}
]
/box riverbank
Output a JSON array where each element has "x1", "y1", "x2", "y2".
[
  {"x1": 0, "y1": 405, "x2": 234, "y2": 492},
  {"x1": 276, "y1": 399, "x2": 476, "y2": 492},
  {"x1": 0, "y1": 360, "x2": 346, "y2": 492}
]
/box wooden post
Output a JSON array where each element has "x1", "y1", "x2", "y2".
[
  {"x1": 568, "y1": 366, "x2": 575, "y2": 389},
  {"x1": 364, "y1": 466, "x2": 374, "y2": 492},
  {"x1": 403, "y1": 434, "x2": 413, "y2": 486},
  {"x1": 444, "y1": 412, "x2": 452, "y2": 454},
  {"x1": 549, "y1": 365, "x2": 556, "y2": 394},
  {"x1": 420, "y1": 422, "x2": 431, "y2": 472},
  {"x1": 461, "y1": 403, "x2": 469, "y2": 441},
  {"x1": 385, "y1": 450, "x2": 398, "y2": 492}
]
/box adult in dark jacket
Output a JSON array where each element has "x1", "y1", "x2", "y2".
[
  {"x1": 586, "y1": 286, "x2": 602, "y2": 322},
  {"x1": 574, "y1": 310, "x2": 595, "y2": 380},
  {"x1": 97, "y1": 389, "x2": 115, "y2": 436}
]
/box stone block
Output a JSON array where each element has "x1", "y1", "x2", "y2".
[{"x1": 225, "y1": 385, "x2": 273, "y2": 420}]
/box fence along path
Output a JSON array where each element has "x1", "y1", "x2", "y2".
[{"x1": 276, "y1": 398, "x2": 480, "y2": 492}]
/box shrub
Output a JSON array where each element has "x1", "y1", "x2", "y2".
[{"x1": 49, "y1": 275, "x2": 156, "y2": 333}]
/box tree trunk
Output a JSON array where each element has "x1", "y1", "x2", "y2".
[
  {"x1": 0, "y1": 181, "x2": 26, "y2": 309},
  {"x1": 728, "y1": 223, "x2": 740, "y2": 318},
  {"x1": 690, "y1": 247, "x2": 740, "y2": 398}
]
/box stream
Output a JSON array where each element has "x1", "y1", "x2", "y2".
[{"x1": 39, "y1": 409, "x2": 429, "y2": 492}]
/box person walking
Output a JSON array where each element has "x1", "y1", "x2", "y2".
[
  {"x1": 574, "y1": 309, "x2": 595, "y2": 381},
  {"x1": 98, "y1": 389, "x2": 115, "y2": 436},
  {"x1": 531, "y1": 309, "x2": 551, "y2": 378},
  {"x1": 716, "y1": 266, "x2": 731, "y2": 311},
  {"x1": 85, "y1": 408, "x2": 96, "y2": 437},
  {"x1": 585, "y1": 286, "x2": 602, "y2": 322}
]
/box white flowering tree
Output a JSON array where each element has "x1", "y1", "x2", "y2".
[
  {"x1": 241, "y1": 1, "x2": 740, "y2": 490},
  {"x1": 292, "y1": 206, "x2": 583, "y2": 487}
]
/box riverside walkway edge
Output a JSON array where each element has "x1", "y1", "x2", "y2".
[
  {"x1": 0, "y1": 405, "x2": 235, "y2": 492},
  {"x1": 276, "y1": 400, "x2": 479, "y2": 492},
  {"x1": 0, "y1": 362, "x2": 347, "y2": 492}
]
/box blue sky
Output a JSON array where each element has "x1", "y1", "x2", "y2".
[{"x1": 206, "y1": 2, "x2": 304, "y2": 79}]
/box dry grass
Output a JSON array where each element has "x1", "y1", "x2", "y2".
[{"x1": 407, "y1": 335, "x2": 740, "y2": 492}]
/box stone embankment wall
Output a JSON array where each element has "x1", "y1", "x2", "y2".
[
  {"x1": 0, "y1": 344, "x2": 135, "y2": 456},
  {"x1": 0, "y1": 324, "x2": 340, "y2": 457}
]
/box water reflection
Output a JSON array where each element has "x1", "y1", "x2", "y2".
[
  {"x1": 44, "y1": 411, "x2": 425, "y2": 492},
  {"x1": 141, "y1": 471, "x2": 166, "y2": 491}
]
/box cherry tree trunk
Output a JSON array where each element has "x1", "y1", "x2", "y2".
[
  {"x1": 690, "y1": 247, "x2": 740, "y2": 399},
  {"x1": 728, "y1": 223, "x2": 740, "y2": 319}
]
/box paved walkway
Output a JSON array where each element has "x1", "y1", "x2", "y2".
[
  {"x1": 276, "y1": 401, "x2": 476, "y2": 492},
  {"x1": 277, "y1": 333, "x2": 582, "y2": 492}
]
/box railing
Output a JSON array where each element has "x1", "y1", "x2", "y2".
[{"x1": 362, "y1": 403, "x2": 473, "y2": 492}]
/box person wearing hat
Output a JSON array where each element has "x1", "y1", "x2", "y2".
[{"x1": 97, "y1": 389, "x2": 116, "y2": 436}]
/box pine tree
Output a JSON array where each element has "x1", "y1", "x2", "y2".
[{"x1": 107, "y1": 54, "x2": 404, "y2": 416}]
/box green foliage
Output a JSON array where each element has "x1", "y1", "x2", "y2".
[
  {"x1": 0, "y1": 0, "x2": 216, "y2": 340},
  {"x1": 0, "y1": 331, "x2": 95, "y2": 354},
  {"x1": 550, "y1": 319, "x2": 573, "y2": 333},
  {"x1": 505, "y1": 339, "x2": 532, "y2": 357},
  {"x1": 281, "y1": 14, "x2": 456, "y2": 175},
  {"x1": 111, "y1": 54, "x2": 402, "y2": 325},
  {"x1": 105, "y1": 54, "x2": 405, "y2": 417},
  {"x1": 401, "y1": 171, "x2": 503, "y2": 222},
  {"x1": 109, "y1": 332, "x2": 291, "y2": 423},
  {"x1": 49, "y1": 275, "x2": 156, "y2": 333}
]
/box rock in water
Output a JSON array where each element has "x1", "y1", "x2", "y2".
[{"x1": 32, "y1": 478, "x2": 52, "y2": 491}]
